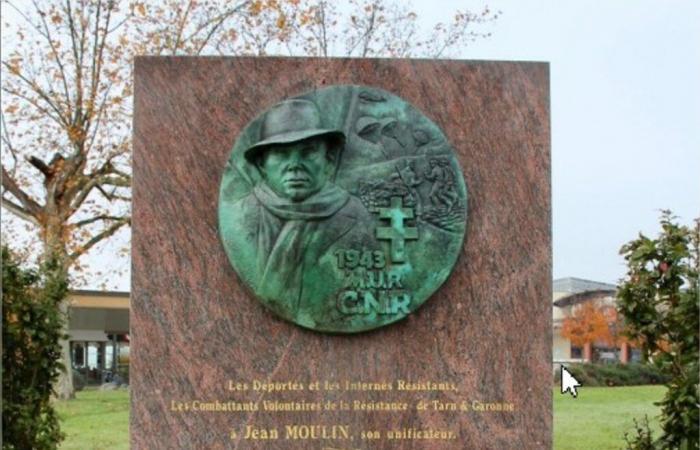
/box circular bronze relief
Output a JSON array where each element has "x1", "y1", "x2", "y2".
[{"x1": 218, "y1": 85, "x2": 467, "y2": 333}]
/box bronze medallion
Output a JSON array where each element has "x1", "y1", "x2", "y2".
[{"x1": 219, "y1": 85, "x2": 467, "y2": 333}]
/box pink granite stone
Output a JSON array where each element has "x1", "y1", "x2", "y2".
[{"x1": 132, "y1": 57, "x2": 551, "y2": 449}]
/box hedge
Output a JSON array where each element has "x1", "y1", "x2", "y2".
[{"x1": 554, "y1": 363, "x2": 670, "y2": 387}]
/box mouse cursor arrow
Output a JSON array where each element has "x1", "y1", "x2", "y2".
[{"x1": 561, "y1": 365, "x2": 582, "y2": 398}]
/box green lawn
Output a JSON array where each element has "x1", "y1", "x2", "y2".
[
  {"x1": 55, "y1": 388, "x2": 130, "y2": 450},
  {"x1": 554, "y1": 385, "x2": 664, "y2": 450},
  {"x1": 56, "y1": 385, "x2": 664, "y2": 449}
]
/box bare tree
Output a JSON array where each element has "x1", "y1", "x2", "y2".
[
  {"x1": 1, "y1": 0, "x2": 498, "y2": 399},
  {"x1": 214, "y1": 0, "x2": 500, "y2": 57},
  {"x1": 1, "y1": 0, "x2": 265, "y2": 399}
]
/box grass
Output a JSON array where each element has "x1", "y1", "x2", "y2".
[
  {"x1": 55, "y1": 385, "x2": 665, "y2": 449},
  {"x1": 553, "y1": 385, "x2": 665, "y2": 450},
  {"x1": 55, "y1": 387, "x2": 130, "y2": 450}
]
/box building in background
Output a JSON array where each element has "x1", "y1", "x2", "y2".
[
  {"x1": 68, "y1": 290, "x2": 129, "y2": 385},
  {"x1": 67, "y1": 277, "x2": 637, "y2": 384},
  {"x1": 552, "y1": 277, "x2": 639, "y2": 368}
]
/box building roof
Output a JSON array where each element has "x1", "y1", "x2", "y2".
[
  {"x1": 69, "y1": 289, "x2": 129, "y2": 309},
  {"x1": 553, "y1": 277, "x2": 616, "y2": 294},
  {"x1": 552, "y1": 289, "x2": 616, "y2": 308},
  {"x1": 71, "y1": 289, "x2": 130, "y2": 298}
]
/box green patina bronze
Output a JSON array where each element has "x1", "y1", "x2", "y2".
[{"x1": 218, "y1": 85, "x2": 467, "y2": 333}]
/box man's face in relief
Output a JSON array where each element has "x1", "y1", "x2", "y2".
[{"x1": 258, "y1": 138, "x2": 335, "y2": 202}]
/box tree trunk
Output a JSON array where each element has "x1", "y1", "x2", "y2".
[
  {"x1": 44, "y1": 224, "x2": 75, "y2": 400},
  {"x1": 55, "y1": 299, "x2": 75, "y2": 400}
]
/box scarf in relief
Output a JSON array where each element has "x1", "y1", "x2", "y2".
[{"x1": 254, "y1": 183, "x2": 349, "y2": 308}]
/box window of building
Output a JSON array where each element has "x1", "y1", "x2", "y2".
[
  {"x1": 570, "y1": 346, "x2": 582, "y2": 359},
  {"x1": 72, "y1": 343, "x2": 85, "y2": 367}
]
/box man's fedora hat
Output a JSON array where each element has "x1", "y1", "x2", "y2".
[{"x1": 244, "y1": 99, "x2": 345, "y2": 162}]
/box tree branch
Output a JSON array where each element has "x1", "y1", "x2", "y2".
[
  {"x1": 5, "y1": 1, "x2": 49, "y2": 39},
  {"x1": 64, "y1": 0, "x2": 87, "y2": 142},
  {"x1": 1, "y1": 74, "x2": 67, "y2": 127},
  {"x1": 68, "y1": 217, "x2": 130, "y2": 262},
  {"x1": 87, "y1": 0, "x2": 104, "y2": 123},
  {"x1": 345, "y1": 3, "x2": 378, "y2": 57},
  {"x1": 1, "y1": 111, "x2": 19, "y2": 170},
  {"x1": 32, "y1": 0, "x2": 73, "y2": 117},
  {"x1": 71, "y1": 214, "x2": 124, "y2": 228},
  {"x1": 27, "y1": 155, "x2": 52, "y2": 178},
  {"x1": 191, "y1": 0, "x2": 252, "y2": 55},
  {"x1": 172, "y1": 0, "x2": 194, "y2": 53},
  {"x1": 100, "y1": 174, "x2": 130, "y2": 187},
  {"x1": 1, "y1": 194, "x2": 40, "y2": 225},
  {"x1": 361, "y1": 5, "x2": 378, "y2": 57},
  {"x1": 1, "y1": 86, "x2": 66, "y2": 128},
  {"x1": 95, "y1": 184, "x2": 130, "y2": 202},
  {"x1": 1, "y1": 164, "x2": 42, "y2": 218},
  {"x1": 68, "y1": 175, "x2": 98, "y2": 212},
  {"x1": 67, "y1": 168, "x2": 130, "y2": 214},
  {"x1": 318, "y1": 1, "x2": 328, "y2": 57},
  {"x1": 82, "y1": 0, "x2": 114, "y2": 158},
  {"x1": 66, "y1": 151, "x2": 118, "y2": 211},
  {"x1": 85, "y1": 81, "x2": 115, "y2": 151}
]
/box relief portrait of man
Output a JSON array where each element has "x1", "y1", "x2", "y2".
[
  {"x1": 220, "y1": 85, "x2": 467, "y2": 333},
  {"x1": 224, "y1": 98, "x2": 374, "y2": 327}
]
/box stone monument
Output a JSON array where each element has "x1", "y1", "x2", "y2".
[
  {"x1": 219, "y1": 86, "x2": 467, "y2": 333},
  {"x1": 132, "y1": 57, "x2": 551, "y2": 449}
]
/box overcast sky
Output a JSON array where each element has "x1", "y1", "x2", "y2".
[
  {"x1": 418, "y1": 0, "x2": 699, "y2": 284},
  {"x1": 3, "y1": 1, "x2": 698, "y2": 290}
]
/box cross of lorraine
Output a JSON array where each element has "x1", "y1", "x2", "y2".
[{"x1": 376, "y1": 196, "x2": 419, "y2": 263}]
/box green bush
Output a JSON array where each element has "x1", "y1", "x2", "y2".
[
  {"x1": 618, "y1": 213, "x2": 699, "y2": 449},
  {"x1": 624, "y1": 416, "x2": 657, "y2": 450},
  {"x1": 118, "y1": 365, "x2": 130, "y2": 385},
  {"x1": 2, "y1": 246, "x2": 68, "y2": 449},
  {"x1": 72, "y1": 369, "x2": 86, "y2": 392},
  {"x1": 554, "y1": 363, "x2": 670, "y2": 387}
]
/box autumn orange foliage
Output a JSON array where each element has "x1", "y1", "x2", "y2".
[
  {"x1": 2, "y1": 0, "x2": 500, "y2": 401},
  {"x1": 561, "y1": 300, "x2": 615, "y2": 348}
]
